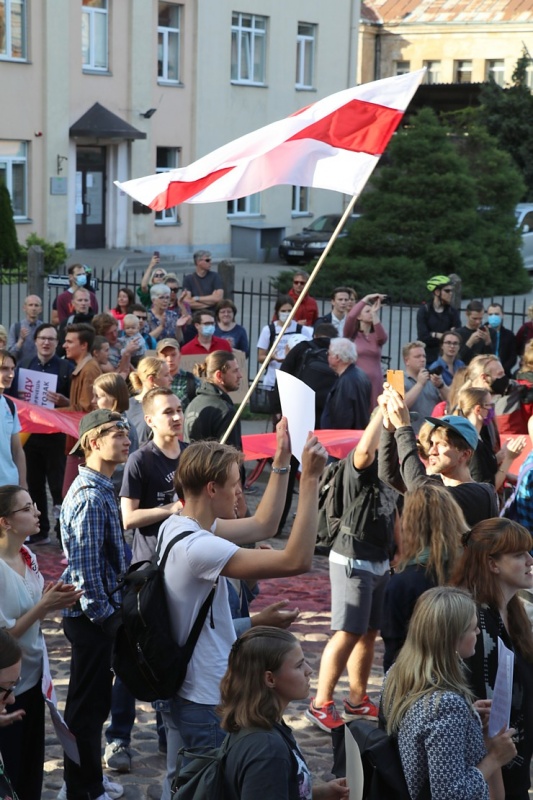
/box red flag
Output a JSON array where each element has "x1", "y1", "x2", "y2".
[{"x1": 116, "y1": 71, "x2": 424, "y2": 209}]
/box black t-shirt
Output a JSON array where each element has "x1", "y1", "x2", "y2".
[
  {"x1": 183, "y1": 271, "x2": 223, "y2": 308},
  {"x1": 120, "y1": 440, "x2": 187, "y2": 538}
]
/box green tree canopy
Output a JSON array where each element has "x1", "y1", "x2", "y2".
[
  {"x1": 0, "y1": 184, "x2": 20, "y2": 272},
  {"x1": 314, "y1": 107, "x2": 529, "y2": 300}
]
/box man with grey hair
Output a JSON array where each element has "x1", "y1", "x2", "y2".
[
  {"x1": 182, "y1": 250, "x2": 224, "y2": 311},
  {"x1": 7, "y1": 295, "x2": 43, "y2": 360},
  {"x1": 321, "y1": 337, "x2": 371, "y2": 430}
]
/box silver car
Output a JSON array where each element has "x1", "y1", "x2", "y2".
[{"x1": 516, "y1": 204, "x2": 533, "y2": 272}]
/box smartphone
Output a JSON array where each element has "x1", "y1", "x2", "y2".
[
  {"x1": 428, "y1": 365, "x2": 444, "y2": 376},
  {"x1": 153, "y1": 250, "x2": 160, "y2": 258},
  {"x1": 386, "y1": 369, "x2": 404, "y2": 397}
]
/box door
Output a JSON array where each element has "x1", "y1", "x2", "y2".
[{"x1": 76, "y1": 146, "x2": 106, "y2": 248}]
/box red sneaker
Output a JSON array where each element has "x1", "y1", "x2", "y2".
[
  {"x1": 306, "y1": 699, "x2": 345, "y2": 732},
  {"x1": 343, "y1": 695, "x2": 379, "y2": 718}
]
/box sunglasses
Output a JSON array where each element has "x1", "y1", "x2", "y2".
[
  {"x1": 97, "y1": 420, "x2": 130, "y2": 438},
  {"x1": 293, "y1": 280, "x2": 306, "y2": 286},
  {"x1": 153, "y1": 272, "x2": 165, "y2": 278},
  {"x1": 203, "y1": 258, "x2": 212, "y2": 263},
  {"x1": 135, "y1": 315, "x2": 148, "y2": 321}
]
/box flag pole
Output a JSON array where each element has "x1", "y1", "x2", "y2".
[{"x1": 220, "y1": 194, "x2": 359, "y2": 445}]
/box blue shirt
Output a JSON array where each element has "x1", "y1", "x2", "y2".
[
  {"x1": 515, "y1": 451, "x2": 533, "y2": 534},
  {"x1": 61, "y1": 466, "x2": 127, "y2": 622},
  {"x1": 428, "y1": 355, "x2": 466, "y2": 387}
]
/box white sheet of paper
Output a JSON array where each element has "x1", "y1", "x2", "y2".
[
  {"x1": 41, "y1": 646, "x2": 80, "y2": 764},
  {"x1": 488, "y1": 637, "x2": 514, "y2": 737},
  {"x1": 344, "y1": 725, "x2": 364, "y2": 800},
  {"x1": 276, "y1": 371, "x2": 315, "y2": 464},
  {"x1": 18, "y1": 368, "x2": 57, "y2": 408}
]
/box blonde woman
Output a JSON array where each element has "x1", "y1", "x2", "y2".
[
  {"x1": 381, "y1": 485, "x2": 468, "y2": 670},
  {"x1": 382, "y1": 586, "x2": 517, "y2": 800},
  {"x1": 128, "y1": 356, "x2": 171, "y2": 444}
]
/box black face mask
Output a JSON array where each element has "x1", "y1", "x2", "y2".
[{"x1": 491, "y1": 375, "x2": 509, "y2": 395}]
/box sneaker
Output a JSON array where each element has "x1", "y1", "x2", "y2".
[
  {"x1": 58, "y1": 778, "x2": 123, "y2": 800},
  {"x1": 28, "y1": 532, "x2": 51, "y2": 546},
  {"x1": 104, "y1": 741, "x2": 132, "y2": 773},
  {"x1": 343, "y1": 695, "x2": 379, "y2": 718},
  {"x1": 305, "y1": 699, "x2": 345, "y2": 732}
]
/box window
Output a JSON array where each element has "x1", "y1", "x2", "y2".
[
  {"x1": 485, "y1": 59, "x2": 505, "y2": 86},
  {"x1": 526, "y1": 63, "x2": 533, "y2": 90},
  {"x1": 231, "y1": 12, "x2": 266, "y2": 85},
  {"x1": 454, "y1": 60, "x2": 472, "y2": 83},
  {"x1": 0, "y1": 141, "x2": 28, "y2": 219},
  {"x1": 155, "y1": 147, "x2": 180, "y2": 224},
  {"x1": 0, "y1": 0, "x2": 26, "y2": 60},
  {"x1": 227, "y1": 193, "x2": 260, "y2": 216},
  {"x1": 158, "y1": 2, "x2": 181, "y2": 84},
  {"x1": 82, "y1": 0, "x2": 108, "y2": 71},
  {"x1": 295, "y1": 22, "x2": 316, "y2": 89},
  {"x1": 394, "y1": 61, "x2": 410, "y2": 75},
  {"x1": 292, "y1": 186, "x2": 310, "y2": 216},
  {"x1": 423, "y1": 60, "x2": 441, "y2": 85}
]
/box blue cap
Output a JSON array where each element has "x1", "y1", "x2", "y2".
[{"x1": 425, "y1": 415, "x2": 479, "y2": 451}]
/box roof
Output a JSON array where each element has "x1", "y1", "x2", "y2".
[
  {"x1": 362, "y1": 0, "x2": 533, "y2": 24},
  {"x1": 69, "y1": 103, "x2": 146, "y2": 140}
]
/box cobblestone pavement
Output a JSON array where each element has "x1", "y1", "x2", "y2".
[{"x1": 32, "y1": 478, "x2": 385, "y2": 800}]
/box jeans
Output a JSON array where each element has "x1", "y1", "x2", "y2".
[
  {"x1": 157, "y1": 696, "x2": 225, "y2": 800},
  {"x1": 105, "y1": 675, "x2": 136, "y2": 746}
]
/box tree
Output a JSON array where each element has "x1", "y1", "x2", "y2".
[
  {"x1": 322, "y1": 107, "x2": 529, "y2": 300},
  {"x1": 478, "y1": 52, "x2": 533, "y2": 200},
  {"x1": 0, "y1": 184, "x2": 20, "y2": 272}
]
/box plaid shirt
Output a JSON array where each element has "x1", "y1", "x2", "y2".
[
  {"x1": 171, "y1": 369, "x2": 200, "y2": 411},
  {"x1": 61, "y1": 466, "x2": 127, "y2": 623}
]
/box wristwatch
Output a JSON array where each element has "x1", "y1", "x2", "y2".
[
  {"x1": 271, "y1": 465, "x2": 290, "y2": 474},
  {"x1": 194, "y1": 295, "x2": 199, "y2": 301}
]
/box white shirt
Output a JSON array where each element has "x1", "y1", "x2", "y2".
[
  {"x1": 158, "y1": 515, "x2": 238, "y2": 705},
  {"x1": 256, "y1": 321, "x2": 313, "y2": 387}
]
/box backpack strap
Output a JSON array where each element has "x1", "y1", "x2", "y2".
[
  {"x1": 156, "y1": 530, "x2": 194, "y2": 569},
  {"x1": 268, "y1": 323, "x2": 276, "y2": 351},
  {"x1": 3, "y1": 395, "x2": 15, "y2": 418}
]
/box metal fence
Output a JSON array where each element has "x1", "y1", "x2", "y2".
[{"x1": 0, "y1": 266, "x2": 531, "y2": 378}]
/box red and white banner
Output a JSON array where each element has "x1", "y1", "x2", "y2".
[{"x1": 116, "y1": 71, "x2": 424, "y2": 209}]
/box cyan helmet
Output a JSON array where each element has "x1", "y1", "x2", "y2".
[{"x1": 427, "y1": 275, "x2": 451, "y2": 293}]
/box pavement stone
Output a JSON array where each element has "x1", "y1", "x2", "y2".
[{"x1": 32, "y1": 475, "x2": 384, "y2": 799}]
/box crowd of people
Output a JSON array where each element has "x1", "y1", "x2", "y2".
[{"x1": 1, "y1": 260, "x2": 533, "y2": 800}]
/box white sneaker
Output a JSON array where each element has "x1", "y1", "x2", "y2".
[{"x1": 57, "y1": 776, "x2": 123, "y2": 800}]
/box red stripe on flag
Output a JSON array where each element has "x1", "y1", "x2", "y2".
[
  {"x1": 288, "y1": 98, "x2": 403, "y2": 156},
  {"x1": 149, "y1": 166, "x2": 235, "y2": 210}
]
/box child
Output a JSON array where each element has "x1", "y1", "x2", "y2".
[
  {"x1": 91, "y1": 335, "x2": 114, "y2": 373},
  {"x1": 123, "y1": 314, "x2": 147, "y2": 360}
]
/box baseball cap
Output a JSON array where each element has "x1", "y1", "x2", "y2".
[
  {"x1": 425, "y1": 415, "x2": 479, "y2": 451},
  {"x1": 69, "y1": 410, "x2": 124, "y2": 455},
  {"x1": 156, "y1": 338, "x2": 181, "y2": 353}
]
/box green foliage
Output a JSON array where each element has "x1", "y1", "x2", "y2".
[
  {"x1": 478, "y1": 51, "x2": 533, "y2": 201},
  {"x1": 20, "y1": 234, "x2": 68, "y2": 276},
  {"x1": 0, "y1": 184, "x2": 21, "y2": 274},
  {"x1": 320, "y1": 107, "x2": 529, "y2": 300}
]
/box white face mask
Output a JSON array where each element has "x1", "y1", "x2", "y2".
[{"x1": 278, "y1": 311, "x2": 290, "y2": 323}]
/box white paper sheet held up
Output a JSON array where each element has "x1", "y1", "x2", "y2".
[
  {"x1": 275, "y1": 371, "x2": 315, "y2": 464},
  {"x1": 344, "y1": 725, "x2": 364, "y2": 800},
  {"x1": 18, "y1": 368, "x2": 57, "y2": 408},
  {"x1": 488, "y1": 637, "x2": 514, "y2": 737}
]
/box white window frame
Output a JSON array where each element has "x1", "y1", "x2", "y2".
[
  {"x1": 291, "y1": 186, "x2": 311, "y2": 217},
  {"x1": 485, "y1": 59, "x2": 505, "y2": 86},
  {"x1": 231, "y1": 12, "x2": 267, "y2": 86},
  {"x1": 0, "y1": 0, "x2": 26, "y2": 61},
  {"x1": 155, "y1": 147, "x2": 181, "y2": 225},
  {"x1": 82, "y1": 0, "x2": 108, "y2": 72},
  {"x1": 455, "y1": 60, "x2": 472, "y2": 83},
  {"x1": 394, "y1": 61, "x2": 410, "y2": 76},
  {"x1": 158, "y1": 2, "x2": 181, "y2": 85},
  {"x1": 227, "y1": 193, "x2": 261, "y2": 217},
  {"x1": 423, "y1": 60, "x2": 441, "y2": 85},
  {"x1": 526, "y1": 64, "x2": 533, "y2": 90},
  {"x1": 295, "y1": 22, "x2": 316, "y2": 90},
  {"x1": 0, "y1": 141, "x2": 28, "y2": 220}
]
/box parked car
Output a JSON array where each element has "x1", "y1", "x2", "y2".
[
  {"x1": 516, "y1": 204, "x2": 533, "y2": 272},
  {"x1": 278, "y1": 213, "x2": 360, "y2": 264}
]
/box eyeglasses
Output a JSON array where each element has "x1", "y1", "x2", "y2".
[
  {"x1": 10, "y1": 502, "x2": 38, "y2": 515},
  {"x1": 0, "y1": 678, "x2": 20, "y2": 701},
  {"x1": 293, "y1": 280, "x2": 306, "y2": 286},
  {"x1": 443, "y1": 341, "x2": 459, "y2": 346},
  {"x1": 134, "y1": 315, "x2": 148, "y2": 321},
  {"x1": 36, "y1": 336, "x2": 58, "y2": 343},
  {"x1": 169, "y1": 287, "x2": 179, "y2": 293}
]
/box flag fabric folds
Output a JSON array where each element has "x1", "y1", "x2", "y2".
[{"x1": 115, "y1": 70, "x2": 424, "y2": 209}]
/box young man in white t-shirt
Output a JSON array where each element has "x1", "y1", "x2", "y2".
[{"x1": 157, "y1": 423, "x2": 326, "y2": 799}]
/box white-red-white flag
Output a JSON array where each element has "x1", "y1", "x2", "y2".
[{"x1": 116, "y1": 70, "x2": 424, "y2": 209}]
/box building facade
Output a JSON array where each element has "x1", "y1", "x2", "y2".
[{"x1": 1, "y1": 0, "x2": 360, "y2": 257}]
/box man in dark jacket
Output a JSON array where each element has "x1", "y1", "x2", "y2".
[
  {"x1": 321, "y1": 338, "x2": 371, "y2": 431},
  {"x1": 416, "y1": 275, "x2": 461, "y2": 364},
  {"x1": 183, "y1": 352, "x2": 243, "y2": 449},
  {"x1": 487, "y1": 303, "x2": 517, "y2": 377}
]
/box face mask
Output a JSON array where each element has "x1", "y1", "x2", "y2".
[
  {"x1": 75, "y1": 274, "x2": 87, "y2": 287},
  {"x1": 201, "y1": 324, "x2": 215, "y2": 336},
  {"x1": 488, "y1": 314, "x2": 501, "y2": 328},
  {"x1": 278, "y1": 311, "x2": 290, "y2": 323},
  {"x1": 483, "y1": 406, "x2": 496, "y2": 426},
  {"x1": 491, "y1": 375, "x2": 509, "y2": 395}
]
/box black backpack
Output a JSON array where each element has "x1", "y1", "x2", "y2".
[
  {"x1": 110, "y1": 531, "x2": 216, "y2": 702},
  {"x1": 316, "y1": 457, "x2": 390, "y2": 553},
  {"x1": 296, "y1": 343, "x2": 336, "y2": 416}
]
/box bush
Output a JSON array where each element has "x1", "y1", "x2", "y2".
[{"x1": 20, "y1": 234, "x2": 68, "y2": 276}]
